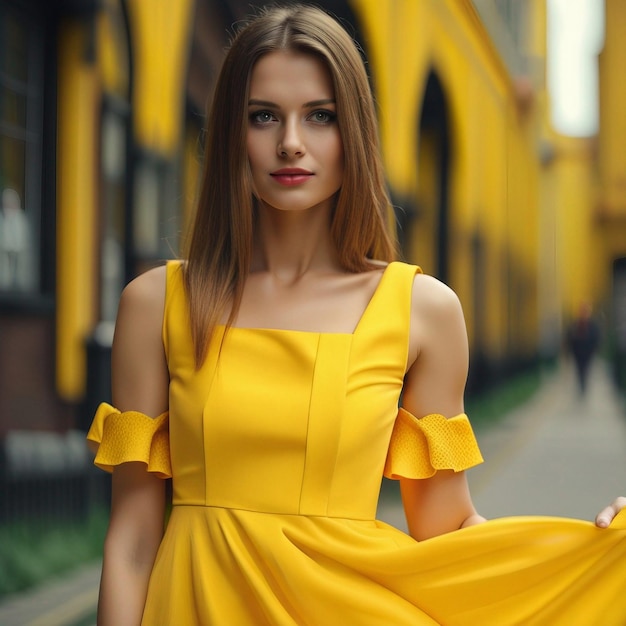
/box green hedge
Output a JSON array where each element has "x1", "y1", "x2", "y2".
[
  {"x1": 465, "y1": 367, "x2": 542, "y2": 431},
  {"x1": 0, "y1": 507, "x2": 107, "y2": 599}
]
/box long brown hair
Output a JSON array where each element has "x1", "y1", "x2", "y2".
[{"x1": 184, "y1": 4, "x2": 397, "y2": 367}]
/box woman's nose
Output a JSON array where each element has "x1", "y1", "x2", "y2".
[{"x1": 277, "y1": 118, "x2": 305, "y2": 158}]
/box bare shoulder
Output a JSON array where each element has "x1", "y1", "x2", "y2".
[
  {"x1": 411, "y1": 273, "x2": 464, "y2": 322},
  {"x1": 114, "y1": 265, "x2": 168, "y2": 365},
  {"x1": 406, "y1": 273, "x2": 467, "y2": 370},
  {"x1": 113, "y1": 265, "x2": 169, "y2": 414},
  {"x1": 120, "y1": 265, "x2": 167, "y2": 311}
]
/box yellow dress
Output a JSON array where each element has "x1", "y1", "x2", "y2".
[{"x1": 88, "y1": 261, "x2": 626, "y2": 626}]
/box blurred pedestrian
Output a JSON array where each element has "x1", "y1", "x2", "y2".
[{"x1": 567, "y1": 301, "x2": 600, "y2": 394}]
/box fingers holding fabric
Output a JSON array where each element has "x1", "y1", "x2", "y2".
[{"x1": 595, "y1": 496, "x2": 626, "y2": 528}]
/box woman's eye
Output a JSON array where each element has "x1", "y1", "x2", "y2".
[
  {"x1": 309, "y1": 110, "x2": 336, "y2": 124},
  {"x1": 250, "y1": 111, "x2": 275, "y2": 125}
]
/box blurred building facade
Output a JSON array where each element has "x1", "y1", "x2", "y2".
[
  {"x1": 597, "y1": 0, "x2": 626, "y2": 388},
  {"x1": 0, "y1": 0, "x2": 624, "y2": 439}
]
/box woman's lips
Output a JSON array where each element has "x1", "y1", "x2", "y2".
[{"x1": 270, "y1": 169, "x2": 314, "y2": 186}]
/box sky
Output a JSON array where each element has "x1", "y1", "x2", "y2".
[{"x1": 547, "y1": 0, "x2": 605, "y2": 136}]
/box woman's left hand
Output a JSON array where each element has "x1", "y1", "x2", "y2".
[{"x1": 595, "y1": 496, "x2": 626, "y2": 528}]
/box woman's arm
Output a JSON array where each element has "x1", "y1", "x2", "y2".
[
  {"x1": 400, "y1": 274, "x2": 485, "y2": 541},
  {"x1": 400, "y1": 275, "x2": 626, "y2": 536},
  {"x1": 97, "y1": 266, "x2": 169, "y2": 626}
]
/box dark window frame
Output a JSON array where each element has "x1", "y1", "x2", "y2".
[{"x1": 0, "y1": 0, "x2": 55, "y2": 314}]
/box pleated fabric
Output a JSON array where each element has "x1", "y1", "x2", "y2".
[{"x1": 87, "y1": 260, "x2": 626, "y2": 625}]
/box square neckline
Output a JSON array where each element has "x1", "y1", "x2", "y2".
[{"x1": 223, "y1": 262, "x2": 399, "y2": 337}]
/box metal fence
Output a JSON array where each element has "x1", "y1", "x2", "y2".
[{"x1": 0, "y1": 428, "x2": 110, "y2": 524}]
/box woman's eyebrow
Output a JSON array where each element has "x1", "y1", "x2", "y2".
[
  {"x1": 303, "y1": 98, "x2": 336, "y2": 107},
  {"x1": 248, "y1": 99, "x2": 278, "y2": 107},
  {"x1": 248, "y1": 98, "x2": 336, "y2": 108}
]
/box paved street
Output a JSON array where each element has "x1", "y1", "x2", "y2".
[
  {"x1": 469, "y1": 360, "x2": 626, "y2": 521},
  {"x1": 0, "y1": 561, "x2": 100, "y2": 626},
  {"x1": 1, "y1": 359, "x2": 625, "y2": 625}
]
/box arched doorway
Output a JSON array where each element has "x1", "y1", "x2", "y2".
[{"x1": 411, "y1": 71, "x2": 451, "y2": 282}]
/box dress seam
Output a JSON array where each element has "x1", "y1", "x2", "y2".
[
  {"x1": 297, "y1": 333, "x2": 321, "y2": 515},
  {"x1": 171, "y1": 502, "x2": 375, "y2": 522}
]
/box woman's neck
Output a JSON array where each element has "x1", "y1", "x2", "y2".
[{"x1": 251, "y1": 204, "x2": 340, "y2": 283}]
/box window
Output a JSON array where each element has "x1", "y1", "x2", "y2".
[
  {"x1": 0, "y1": 3, "x2": 44, "y2": 294},
  {"x1": 132, "y1": 154, "x2": 181, "y2": 274},
  {"x1": 100, "y1": 104, "x2": 128, "y2": 322}
]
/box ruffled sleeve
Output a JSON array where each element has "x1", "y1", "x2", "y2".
[
  {"x1": 86, "y1": 402, "x2": 172, "y2": 478},
  {"x1": 384, "y1": 408, "x2": 483, "y2": 479}
]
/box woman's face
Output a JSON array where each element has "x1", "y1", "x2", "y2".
[{"x1": 246, "y1": 50, "x2": 344, "y2": 215}]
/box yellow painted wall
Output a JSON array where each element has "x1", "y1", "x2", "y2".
[
  {"x1": 596, "y1": 0, "x2": 626, "y2": 307},
  {"x1": 352, "y1": 0, "x2": 540, "y2": 365},
  {"x1": 412, "y1": 130, "x2": 439, "y2": 274},
  {"x1": 599, "y1": 0, "x2": 626, "y2": 220},
  {"x1": 125, "y1": 0, "x2": 195, "y2": 156},
  {"x1": 550, "y1": 137, "x2": 596, "y2": 317},
  {"x1": 544, "y1": 0, "x2": 626, "y2": 319},
  {"x1": 56, "y1": 0, "x2": 194, "y2": 401},
  {"x1": 540, "y1": 0, "x2": 626, "y2": 326},
  {"x1": 56, "y1": 20, "x2": 99, "y2": 400},
  {"x1": 98, "y1": 0, "x2": 130, "y2": 98}
]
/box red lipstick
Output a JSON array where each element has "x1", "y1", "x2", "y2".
[{"x1": 270, "y1": 168, "x2": 314, "y2": 186}]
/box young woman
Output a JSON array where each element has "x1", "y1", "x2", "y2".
[{"x1": 88, "y1": 5, "x2": 626, "y2": 625}]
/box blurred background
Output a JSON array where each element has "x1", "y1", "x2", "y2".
[{"x1": 1, "y1": 0, "x2": 626, "y2": 623}]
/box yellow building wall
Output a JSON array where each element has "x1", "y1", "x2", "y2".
[
  {"x1": 352, "y1": 0, "x2": 540, "y2": 365},
  {"x1": 125, "y1": 0, "x2": 195, "y2": 156},
  {"x1": 546, "y1": 0, "x2": 626, "y2": 319},
  {"x1": 413, "y1": 130, "x2": 440, "y2": 275},
  {"x1": 549, "y1": 137, "x2": 596, "y2": 318},
  {"x1": 98, "y1": 0, "x2": 129, "y2": 98},
  {"x1": 599, "y1": 0, "x2": 626, "y2": 221},
  {"x1": 56, "y1": 19, "x2": 99, "y2": 400},
  {"x1": 542, "y1": 0, "x2": 626, "y2": 327},
  {"x1": 55, "y1": 0, "x2": 194, "y2": 401},
  {"x1": 597, "y1": 0, "x2": 626, "y2": 306}
]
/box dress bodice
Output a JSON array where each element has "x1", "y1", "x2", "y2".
[{"x1": 163, "y1": 260, "x2": 416, "y2": 519}]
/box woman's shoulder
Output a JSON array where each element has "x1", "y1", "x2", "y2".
[
  {"x1": 119, "y1": 264, "x2": 168, "y2": 315},
  {"x1": 402, "y1": 270, "x2": 467, "y2": 374},
  {"x1": 410, "y1": 272, "x2": 465, "y2": 325},
  {"x1": 112, "y1": 265, "x2": 170, "y2": 415}
]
